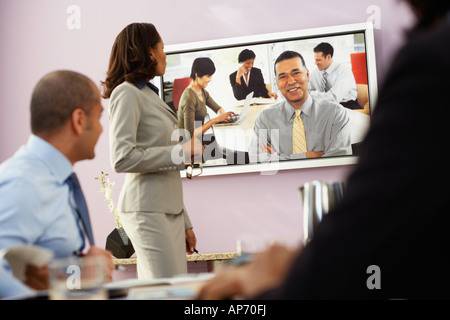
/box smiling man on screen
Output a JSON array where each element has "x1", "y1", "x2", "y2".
[{"x1": 249, "y1": 50, "x2": 351, "y2": 163}]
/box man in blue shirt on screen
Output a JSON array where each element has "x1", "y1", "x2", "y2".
[{"x1": 0, "y1": 70, "x2": 113, "y2": 298}]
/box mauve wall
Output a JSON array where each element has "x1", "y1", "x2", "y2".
[{"x1": 0, "y1": 0, "x2": 414, "y2": 253}]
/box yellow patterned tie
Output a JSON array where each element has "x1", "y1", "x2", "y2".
[{"x1": 293, "y1": 109, "x2": 307, "y2": 154}]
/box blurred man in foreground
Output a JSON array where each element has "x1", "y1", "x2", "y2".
[{"x1": 0, "y1": 70, "x2": 114, "y2": 298}]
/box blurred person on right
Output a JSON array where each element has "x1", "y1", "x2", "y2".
[{"x1": 198, "y1": 0, "x2": 450, "y2": 299}]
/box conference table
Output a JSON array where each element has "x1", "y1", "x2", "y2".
[
  {"x1": 107, "y1": 252, "x2": 239, "y2": 299},
  {"x1": 106, "y1": 272, "x2": 215, "y2": 300}
]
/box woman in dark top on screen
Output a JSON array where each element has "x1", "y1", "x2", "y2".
[{"x1": 229, "y1": 49, "x2": 277, "y2": 100}]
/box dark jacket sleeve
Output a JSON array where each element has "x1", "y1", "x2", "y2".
[
  {"x1": 229, "y1": 68, "x2": 270, "y2": 100},
  {"x1": 229, "y1": 70, "x2": 246, "y2": 100},
  {"x1": 250, "y1": 68, "x2": 270, "y2": 98}
]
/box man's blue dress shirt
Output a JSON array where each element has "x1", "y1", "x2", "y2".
[{"x1": 0, "y1": 135, "x2": 83, "y2": 258}]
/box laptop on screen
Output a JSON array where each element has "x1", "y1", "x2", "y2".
[{"x1": 214, "y1": 91, "x2": 254, "y2": 126}]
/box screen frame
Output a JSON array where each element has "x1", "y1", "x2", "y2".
[{"x1": 155, "y1": 22, "x2": 378, "y2": 177}]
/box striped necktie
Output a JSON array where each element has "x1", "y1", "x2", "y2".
[
  {"x1": 66, "y1": 172, "x2": 95, "y2": 247},
  {"x1": 322, "y1": 71, "x2": 329, "y2": 92},
  {"x1": 293, "y1": 109, "x2": 307, "y2": 154}
]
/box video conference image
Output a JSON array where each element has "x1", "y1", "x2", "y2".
[{"x1": 160, "y1": 31, "x2": 372, "y2": 169}]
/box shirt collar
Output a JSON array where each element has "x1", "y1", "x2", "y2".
[
  {"x1": 323, "y1": 60, "x2": 337, "y2": 74},
  {"x1": 284, "y1": 95, "x2": 313, "y2": 120},
  {"x1": 26, "y1": 135, "x2": 73, "y2": 183},
  {"x1": 134, "y1": 79, "x2": 159, "y2": 95}
]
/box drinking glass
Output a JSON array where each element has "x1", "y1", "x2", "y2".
[{"x1": 48, "y1": 256, "x2": 107, "y2": 300}]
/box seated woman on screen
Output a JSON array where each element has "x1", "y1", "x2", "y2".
[
  {"x1": 229, "y1": 49, "x2": 278, "y2": 100},
  {"x1": 177, "y1": 57, "x2": 235, "y2": 140}
]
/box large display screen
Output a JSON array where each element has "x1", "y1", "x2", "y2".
[{"x1": 155, "y1": 22, "x2": 378, "y2": 176}]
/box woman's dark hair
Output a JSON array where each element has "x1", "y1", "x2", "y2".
[
  {"x1": 238, "y1": 49, "x2": 256, "y2": 63},
  {"x1": 190, "y1": 57, "x2": 216, "y2": 80},
  {"x1": 102, "y1": 23, "x2": 161, "y2": 99}
]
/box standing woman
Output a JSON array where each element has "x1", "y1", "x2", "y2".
[{"x1": 102, "y1": 23, "x2": 201, "y2": 279}]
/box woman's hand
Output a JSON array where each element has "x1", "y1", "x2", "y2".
[
  {"x1": 214, "y1": 111, "x2": 236, "y2": 124},
  {"x1": 185, "y1": 228, "x2": 197, "y2": 255},
  {"x1": 269, "y1": 92, "x2": 278, "y2": 100},
  {"x1": 236, "y1": 65, "x2": 249, "y2": 85},
  {"x1": 182, "y1": 137, "x2": 204, "y2": 164}
]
